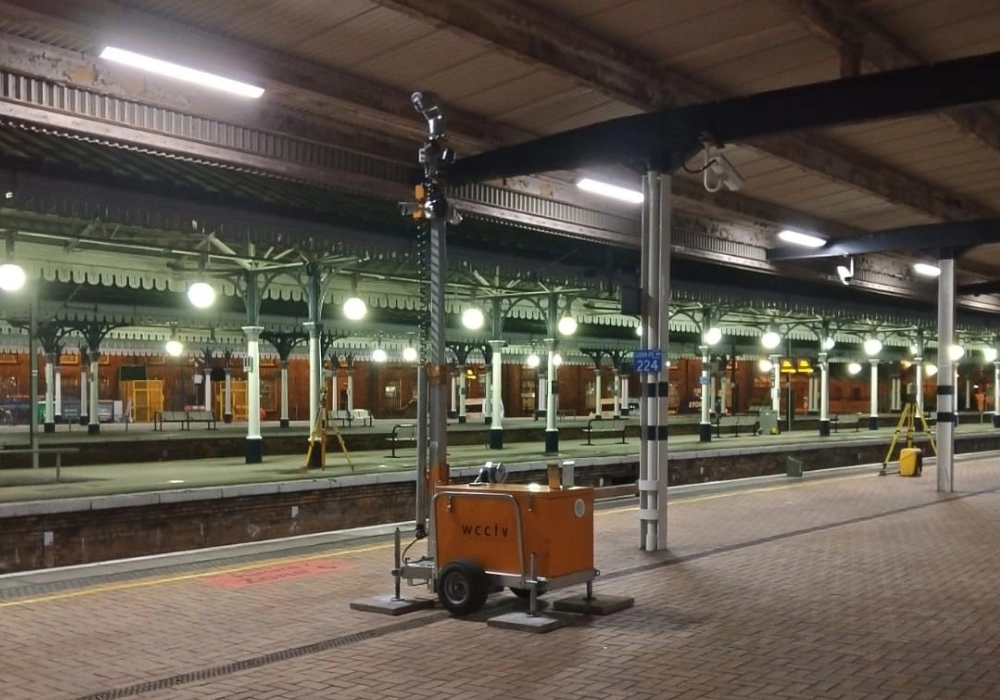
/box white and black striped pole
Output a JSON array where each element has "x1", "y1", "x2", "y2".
[
  {"x1": 638, "y1": 170, "x2": 670, "y2": 552},
  {"x1": 936, "y1": 253, "x2": 955, "y2": 493}
]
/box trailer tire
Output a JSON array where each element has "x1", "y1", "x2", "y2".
[{"x1": 437, "y1": 559, "x2": 489, "y2": 615}]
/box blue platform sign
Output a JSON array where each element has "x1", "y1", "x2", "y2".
[{"x1": 633, "y1": 349, "x2": 663, "y2": 373}]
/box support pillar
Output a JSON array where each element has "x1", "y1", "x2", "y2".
[
  {"x1": 807, "y1": 375, "x2": 817, "y2": 413},
  {"x1": 304, "y1": 324, "x2": 322, "y2": 468},
  {"x1": 698, "y1": 345, "x2": 711, "y2": 442},
  {"x1": 594, "y1": 366, "x2": 603, "y2": 419},
  {"x1": 483, "y1": 370, "x2": 492, "y2": 425},
  {"x1": 88, "y1": 351, "x2": 100, "y2": 434},
  {"x1": 936, "y1": 254, "x2": 956, "y2": 493},
  {"x1": 458, "y1": 367, "x2": 467, "y2": 423},
  {"x1": 347, "y1": 370, "x2": 355, "y2": 412},
  {"x1": 621, "y1": 370, "x2": 630, "y2": 416},
  {"x1": 79, "y1": 353, "x2": 88, "y2": 426},
  {"x1": 244, "y1": 325, "x2": 264, "y2": 464},
  {"x1": 914, "y1": 356, "x2": 924, "y2": 414},
  {"x1": 869, "y1": 359, "x2": 879, "y2": 430},
  {"x1": 54, "y1": 364, "x2": 62, "y2": 424},
  {"x1": 818, "y1": 351, "x2": 830, "y2": 436},
  {"x1": 43, "y1": 353, "x2": 55, "y2": 433},
  {"x1": 203, "y1": 368, "x2": 212, "y2": 413},
  {"x1": 719, "y1": 376, "x2": 728, "y2": 416},
  {"x1": 280, "y1": 359, "x2": 290, "y2": 429},
  {"x1": 489, "y1": 339, "x2": 504, "y2": 449},
  {"x1": 224, "y1": 368, "x2": 233, "y2": 423},
  {"x1": 613, "y1": 369, "x2": 622, "y2": 418},
  {"x1": 330, "y1": 362, "x2": 339, "y2": 414},
  {"x1": 993, "y1": 361, "x2": 1000, "y2": 428},
  {"x1": 638, "y1": 169, "x2": 670, "y2": 552},
  {"x1": 965, "y1": 378, "x2": 971, "y2": 412},
  {"x1": 448, "y1": 372, "x2": 458, "y2": 420},
  {"x1": 770, "y1": 354, "x2": 781, "y2": 419},
  {"x1": 545, "y1": 339, "x2": 558, "y2": 454}
]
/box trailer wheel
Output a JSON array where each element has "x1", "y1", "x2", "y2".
[
  {"x1": 437, "y1": 559, "x2": 489, "y2": 615},
  {"x1": 510, "y1": 584, "x2": 547, "y2": 599}
]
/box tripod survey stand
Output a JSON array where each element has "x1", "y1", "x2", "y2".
[
  {"x1": 878, "y1": 400, "x2": 936, "y2": 476},
  {"x1": 303, "y1": 390, "x2": 355, "y2": 473}
]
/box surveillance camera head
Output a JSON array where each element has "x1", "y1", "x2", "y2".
[
  {"x1": 836, "y1": 264, "x2": 853, "y2": 285},
  {"x1": 411, "y1": 91, "x2": 445, "y2": 138},
  {"x1": 709, "y1": 154, "x2": 744, "y2": 192}
]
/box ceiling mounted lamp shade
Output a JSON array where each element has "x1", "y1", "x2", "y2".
[
  {"x1": 761, "y1": 330, "x2": 781, "y2": 350},
  {"x1": 758, "y1": 359, "x2": 773, "y2": 373},
  {"x1": 635, "y1": 324, "x2": 643, "y2": 337},
  {"x1": 984, "y1": 348, "x2": 999, "y2": 363},
  {"x1": 526, "y1": 353, "x2": 540, "y2": 368},
  {"x1": 949, "y1": 344, "x2": 965, "y2": 361},
  {"x1": 552, "y1": 353, "x2": 563, "y2": 367},
  {"x1": 822, "y1": 336, "x2": 836, "y2": 351},
  {"x1": 925, "y1": 363, "x2": 938, "y2": 377},
  {"x1": 343, "y1": 296, "x2": 367, "y2": 321},
  {"x1": 187, "y1": 281, "x2": 216, "y2": 308},
  {"x1": 164, "y1": 339, "x2": 184, "y2": 357},
  {"x1": 99, "y1": 47, "x2": 264, "y2": 98},
  {"x1": 777, "y1": 229, "x2": 826, "y2": 248},
  {"x1": 461, "y1": 307, "x2": 485, "y2": 330},
  {"x1": 576, "y1": 178, "x2": 644, "y2": 204},
  {"x1": 557, "y1": 316, "x2": 578, "y2": 336},
  {"x1": 402, "y1": 347, "x2": 419, "y2": 363},
  {"x1": 863, "y1": 338, "x2": 883, "y2": 356},
  {"x1": 848, "y1": 362, "x2": 863, "y2": 375},
  {"x1": 703, "y1": 326, "x2": 723, "y2": 346},
  {"x1": 371, "y1": 348, "x2": 388, "y2": 363},
  {"x1": 0, "y1": 262, "x2": 26, "y2": 292}
]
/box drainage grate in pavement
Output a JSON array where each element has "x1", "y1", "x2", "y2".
[{"x1": 70, "y1": 611, "x2": 450, "y2": 700}]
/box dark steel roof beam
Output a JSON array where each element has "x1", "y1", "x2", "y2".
[
  {"x1": 771, "y1": 0, "x2": 1000, "y2": 155},
  {"x1": 370, "y1": 0, "x2": 994, "y2": 221}
]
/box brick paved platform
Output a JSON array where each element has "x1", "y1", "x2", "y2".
[{"x1": 1, "y1": 459, "x2": 998, "y2": 699}]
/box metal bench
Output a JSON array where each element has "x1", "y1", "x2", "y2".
[
  {"x1": 154, "y1": 410, "x2": 191, "y2": 431},
  {"x1": 352, "y1": 408, "x2": 373, "y2": 427},
  {"x1": 332, "y1": 409, "x2": 354, "y2": 427},
  {"x1": 186, "y1": 410, "x2": 218, "y2": 430},
  {"x1": 387, "y1": 423, "x2": 417, "y2": 457},
  {"x1": 582, "y1": 417, "x2": 627, "y2": 445},
  {"x1": 0, "y1": 446, "x2": 80, "y2": 481},
  {"x1": 714, "y1": 414, "x2": 744, "y2": 437},
  {"x1": 831, "y1": 413, "x2": 861, "y2": 432}
]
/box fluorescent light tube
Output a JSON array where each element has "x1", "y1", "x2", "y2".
[
  {"x1": 576, "y1": 178, "x2": 643, "y2": 204},
  {"x1": 913, "y1": 262, "x2": 941, "y2": 277},
  {"x1": 777, "y1": 229, "x2": 826, "y2": 248},
  {"x1": 100, "y1": 46, "x2": 264, "y2": 98}
]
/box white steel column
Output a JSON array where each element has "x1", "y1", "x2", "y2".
[
  {"x1": 965, "y1": 378, "x2": 971, "y2": 411},
  {"x1": 244, "y1": 325, "x2": 263, "y2": 463},
  {"x1": 279, "y1": 359, "x2": 290, "y2": 428},
  {"x1": 770, "y1": 355, "x2": 781, "y2": 418},
  {"x1": 869, "y1": 359, "x2": 879, "y2": 430},
  {"x1": 224, "y1": 368, "x2": 233, "y2": 423},
  {"x1": 719, "y1": 376, "x2": 728, "y2": 416},
  {"x1": 204, "y1": 369, "x2": 212, "y2": 413},
  {"x1": 483, "y1": 370, "x2": 492, "y2": 424},
  {"x1": 612, "y1": 367, "x2": 622, "y2": 418},
  {"x1": 54, "y1": 364, "x2": 62, "y2": 424},
  {"x1": 79, "y1": 363, "x2": 88, "y2": 426},
  {"x1": 914, "y1": 356, "x2": 924, "y2": 414},
  {"x1": 88, "y1": 351, "x2": 100, "y2": 434},
  {"x1": 330, "y1": 364, "x2": 339, "y2": 413},
  {"x1": 699, "y1": 345, "x2": 711, "y2": 442},
  {"x1": 43, "y1": 353, "x2": 55, "y2": 433},
  {"x1": 458, "y1": 367, "x2": 468, "y2": 424},
  {"x1": 450, "y1": 372, "x2": 458, "y2": 419},
  {"x1": 818, "y1": 351, "x2": 830, "y2": 436},
  {"x1": 936, "y1": 255, "x2": 956, "y2": 493},
  {"x1": 489, "y1": 339, "x2": 504, "y2": 449},
  {"x1": 594, "y1": 366, "x2": 602, "y2": 418},
  {"x1": 305, "y1": 325, "x2": 321, "y2": 434},
  {"x1": 994, "y1": 361, "x2": 1000, "y2": 428},
  {"x1": 347, "y1": 370, "x2": 355, "y2": 412},
  {"x1": 621, "y1": 372, "x2": 630, "y2": 416},
  {"x1": 638, "y1": 170, "x2": 670, "y2": 552},
  {"x1": 544, "y1": 317, "x2": 558, "y2": 454}
]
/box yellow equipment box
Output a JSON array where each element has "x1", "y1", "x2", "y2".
[
  {"x1": 433, "y1": 483, "x2": 594, "y2": 580},
  {"x1": 899, "y1": 447, "x2": 923, "y2": 477}
]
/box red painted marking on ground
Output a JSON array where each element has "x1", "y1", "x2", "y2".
[{"x1": 202, "y1": 559, "x2": 351, "y2": 589}]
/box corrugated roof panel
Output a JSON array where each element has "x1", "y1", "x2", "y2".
[
  {"x1": 448, "y1": 71, "x2": 581, "y2": 119},
  {"x1": 416, "y1": 54, "x2": 538, "y2": 103},
  {"x1": 864, "y1": 0, "x2": 1000, "y2": 60},
  {"x1": 294, "y1": 6, "x2": 435, "y2": 69}
]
